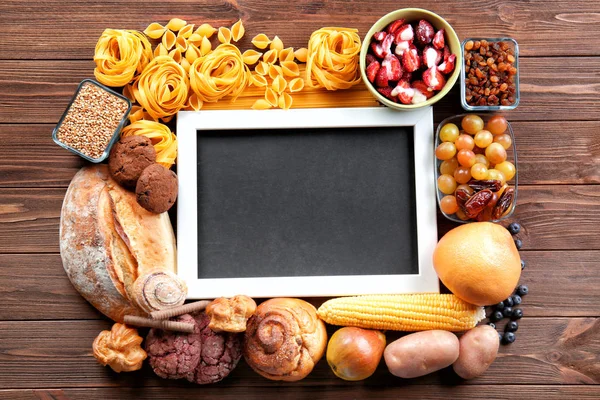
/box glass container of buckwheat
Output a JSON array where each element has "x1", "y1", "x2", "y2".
[{"x1": 52, "y1": 79, "x2": 132, "y2": 162}]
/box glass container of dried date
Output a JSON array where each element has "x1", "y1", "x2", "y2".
[
  {"x1": 52, "y1": 79, "x2": 132, "y2": 162},
  {"x1": 461, "y1": 38, "x2": 519, "y2": 111}
]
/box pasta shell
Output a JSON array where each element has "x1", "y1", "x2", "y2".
[
  {"x1": 251, "y1": 99, "x2": 272, "y2": 110},
  {"x1": 154, "y1": 43, "x2": 169, "y2": 57},
  {"x1": 251, "y1": 33, "x2": 271, "y2": 49},
  {"x1": 279, "y1": 47, "x2": 295, "y2": 62},
  {"x1": 175, "y1": 35, "x2": 188, "y2": 52},
  {"x1": 255, "y1": 61, "x2": 269, "y2": 76},
  {"x1": 195, "y1": 23, "x2": 216, "y2": 38},
  {"x1": 280, "y1": 60, "x2": 300, "y2": 77},
  {"x1": 272, "y1": 75, "x2": 287, "y2": 94},
  {"x1": 168, "y1": 48, "x2": 182, "y2": 63},
  {"x1": 186, "y1": 93, "x2": 203, "y2": 111},
  {"x1": 262, "y1": 49, "x2": 278, "y2": 64},
  {"x1": 162, "y1": 30, "x2": 176, "y2": 50},
  {"x1": 143, "y1": 22, "x2": 165, "y2": 40},
  {"x1": 188, "y1": 33, "x2": 203, "y2": 45},
  {"x1": 278, "y1": 92, "x2": 293, "y2": 110},
  {"x1": 288, "y1": 77, "x2": 305, "y2": 92},
  {"x1": 231, "y1": 19, "x2": 245, "y2": 42},
  {"x1": 242, "y1": 49, "x2": 262, "y2": 65},
  {"x1": 166, "y1": 18, "x2": 187, "y2": 32},
  {"x1": 218, "y1": 27, "x2": 232, "y2": 44},
  {"x1": 180, "y1": 57, "x2": 191, "y2": 73},
  {"x1": 249, "y1": 73, "x2": 268, "y2": 87},
  {"x1": 265, "y1": 88, "x2": 279, "y2": 107},
  {"x1": 294, "y1": 47, "x2": 308, "y2": 63},
  {"x1": 270, "y1": 35, "x2": 284, "y2": 51},
  {"x1": 178, "y1": 24, "x2": 195, "y2": 39},
  {"x1": 268, "y1": 64, "x2": 283, "y2": 80},
  {"x1": 186, "y1": 45, "x2": 201, "y2": 63},
  {"x1": 200, "y1": 36, "x2": 212, "y2": 56}
]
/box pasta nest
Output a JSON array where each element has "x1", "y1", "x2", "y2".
[
  {"x1": 121, "y1": 120, "x2": 178, "y2": 169},
  {"x1": 189, "y1": 43, "x2": 250, "y2": 103},
  {"x1": 94, "y1": 29, "x2": 153, "y2": 87},
  {"x1": 131, "y1": 55, "x2": 189, "y2": 120},
  {"x1": 306, "y1": 27, "x2": 362, "y2": 90}
]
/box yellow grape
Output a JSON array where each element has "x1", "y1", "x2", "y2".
[
  {"x1": 440, "y1": 123, "x2": 460, "y2": 142},
  {"x1": 440, "y1": 195, "x2": 459, "y2": 214},
  {"x1": 486, "y1": 115, "x2": 508, "y2": 135},
  {"x1": 487, "y1": 169, "x2": 506, "y2": 185},
  {"x1": 493, "y1": 133, "x2": 512, "y2": 150},
  {"x1": 440, "y1": 157, "x2": 459, "y2": 175},
  {"x1": 436, "y1": 142, "x2": 457, "y2": 160},
  {"x1": 474, "y1": 130, "x2": 493, "y2": 148},
  {"x1": 485, "y1": 143, "x2": 507, "y2": 164},
  {"x1": 495, "y1": 161, "x2": 516, "y2": 181},
  {"x1": 461, "y1": 114, "x2": 484, "y2": 135},
  {"x1": 454, "y1": 166, "x2": 472, "y2": 184},
  {"x1": 471, "y1": 163, "x2": 489, "y2": 180},
  {"x1": 474, "y1": 154, "x2": 490, "y2": 168},
  {"x1": 455, "y1": 134, "x2": 475, "y2": 151},
  {"x1": 457, "y1": 149, "x2": 476, "y2": 167},
  {"x1": 438, "y1": 174, "x2": 457, "y2": 195}
]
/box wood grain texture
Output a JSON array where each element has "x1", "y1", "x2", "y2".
[
  {"x1": 0, "y1": 318, "x2": 598, "y2": 389},
  {"x1": 3, "y1": 386, "x2": 600, "y2": 400},
  {"x1": 2, "y1": 57, "x2": 600, "y2": 124},
  {"x1": 2, "y1": 121, "x2": 598, "y2": 188},
  {"x1": 1, "y1": 0, "x2": 600, "y2": 59},
  {"x1": 0, "y1": 251, "x2": 597, "y2": 321}
]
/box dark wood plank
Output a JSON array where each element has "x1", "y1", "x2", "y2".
[
  {"x1": 2, "y1": 120, "x2": 599, "y2": 188},
  {"x1": 1, "y1": 0, "x2": 599, "y2": 60},
  {"x1": 3, "y1": 386, "x2": 600, "y2": 400},
  {"x1": 0, "y1": 318, "x2": 597, "y2": 389},
  {"x1": 1, "y1": 185, "x2": 598, "y2": 253},
  {"x1": 2, "y1": 57, "x2": 600, "y2": 124},
  {"x1": 1, "y1": 251, "x2": 597, "y2": 321}
]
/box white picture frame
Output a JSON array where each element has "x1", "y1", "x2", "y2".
[{"x1": 177, "y1": 107, "x2": 439, "y2": 299}]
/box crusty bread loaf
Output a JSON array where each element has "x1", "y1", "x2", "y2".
[{"x1": 60, "y1": 165, "x2": 186, "y2": 322}]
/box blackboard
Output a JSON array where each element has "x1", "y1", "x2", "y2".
[{"x1": 196, "y1": 127, "x2": 418, "y2": 279}]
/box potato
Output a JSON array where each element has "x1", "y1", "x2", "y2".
[
  {"x1": 383, "y1": 330, "x2": 459, "y2": 379},
  {"x1": 453, "y1": 325, "x2": 499, "y2": 379}
]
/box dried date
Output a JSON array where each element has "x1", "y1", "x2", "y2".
[
  {"x1": 464, "y1": 189, "x2": 493, "y2": 218},
  {"x1": 467, "y1": 179, "x2": 502, "y2": 192},
  {"x1": 492, "y1": 186, "x2": 515, "y2": 220}
]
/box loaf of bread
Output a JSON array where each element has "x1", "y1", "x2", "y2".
[
  {"x1": 60, "y1": 165, "x2": 187, "y2": 322},
  {"x1": 243, "y1": 298, "x2": 327, "y2": 381}
]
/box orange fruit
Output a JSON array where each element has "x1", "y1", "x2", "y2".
[{"x1": 433, "y1": 222, "x2": 521, "y2": 306}]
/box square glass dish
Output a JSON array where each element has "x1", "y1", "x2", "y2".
[
  {"x1": 460, "y1": 38, "x2": 519, "y2": 111},
  {"x1": 52, "y1": 79, "x2": 131, "y2": 163},
  {"x1": 435, "y1": 113, "x2": 518, "y2": 223}
]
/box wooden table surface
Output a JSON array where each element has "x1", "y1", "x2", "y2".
[{"x1": 1, "y1": 0, "x2": 599, "y2": 399}]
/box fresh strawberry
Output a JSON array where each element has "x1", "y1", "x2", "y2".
[
  {"x1": 382, "y1": 54, "x2": 402, "y2": 81},
  {"x1": 372, "y1": 31, "x2": 386, "y2": 41},
  {"x1": 422, "y1": 66, "x2": 446, "y2": 90},
  {"x1": 438, "y1": 54, "x2": 456, "y2": 74},
  {"x1": 371, "y1": 42, "x2": 385, "y2": 59},
  {"x1": 375, "y1": 66, "x2": 389, "y2": 87},
  {"x1": 386, "y1": 19, "x2": 406, "y2": 34},
  {"x1": 377, "y1": 86, "x2": 397, "y2": 101},
  {"x1": 442, "y1": 45, "x2": 451, "y2": 61},
  {"x1": 432, "y1": 29, "x2": 445, "y2": 49},
  {"x1": 412, "y1": 80, "x2": 434, "y2": 99},
  {"x1": 381, "y1": 33, "x2": 394, "y2": 57},
  {"x1": 415, "y1": 20, "x2": 435, "y2": 45},
  {"x1": 394, "y1": 24, "x2": 414, "y2": 44},
  {"x1": 366, "y1": 60, "x2": 380, "y2": 83},
  {"x1": 366, "y1": 54, "x2": 377, "y2": 67},
  {"x1": 411, "y1": 89, "x2": 428, "y2": 104},
  {"x1": 391, "y1": 80, "x2": 414, "y2": 104},
  {"x1": 402, "y1": 46, "x2": 420, "y2": 72},
  {"x1": 422, "y1": 46, "x2": 442, "y2": 68},
  {"x1": 401, "y1": 71, "x2": 413, "y2": 82},
  {"x1": 394, "y1": 40, "x2": 411, "y2": 56}
]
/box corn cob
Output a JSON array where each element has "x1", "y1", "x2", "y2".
[{"x1": 317, "y1": 294, "x2": 485, "y2": 332}]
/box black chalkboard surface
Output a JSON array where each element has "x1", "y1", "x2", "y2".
[{"x1": 196, "y1": 127, "x2": 418, "y2": 279}]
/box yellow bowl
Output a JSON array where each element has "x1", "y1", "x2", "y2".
[{"x1": 359, "y1": 8, "x2": 462, "y2": 110}]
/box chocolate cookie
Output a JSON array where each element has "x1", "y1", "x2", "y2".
[
  {"x1": 145, "y1": 314, "x2": 202, "y2": 380},
  {"x1": 186, "y1": 312, "x2": 243, "y2": 385},
  {"x1": 108, "y1": 136, "x2": 156, "y2": 189},
  {"x1": 135, "y1": 164, "x2": 178, "y2": 214}
]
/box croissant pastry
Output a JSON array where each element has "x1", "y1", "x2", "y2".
[
  {"x1": 93, "y1": 323, "x2": 147, "y2": 372},
  {"x1": 206, "y1": 295, "x2": 257, "y2": 333},
  {"x1": 243, "y1": 298, "x2": 327, "y2": 381}
]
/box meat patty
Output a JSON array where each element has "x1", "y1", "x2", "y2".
[{"x1": 145, "y1": 314, "x2": 201, "y2": 379}]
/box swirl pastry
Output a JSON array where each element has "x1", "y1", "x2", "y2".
[{"x1": 243, "y1": 298, "x2": 327, "y2": 381}]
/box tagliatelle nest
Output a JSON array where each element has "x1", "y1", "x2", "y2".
[{"x1": 93, "y1": 323, "x2": 147, "y2": 373}]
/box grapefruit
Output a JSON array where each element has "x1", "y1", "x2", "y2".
[{"x1": 433, "y1": 222, "x2": 521, "y2": 306}]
